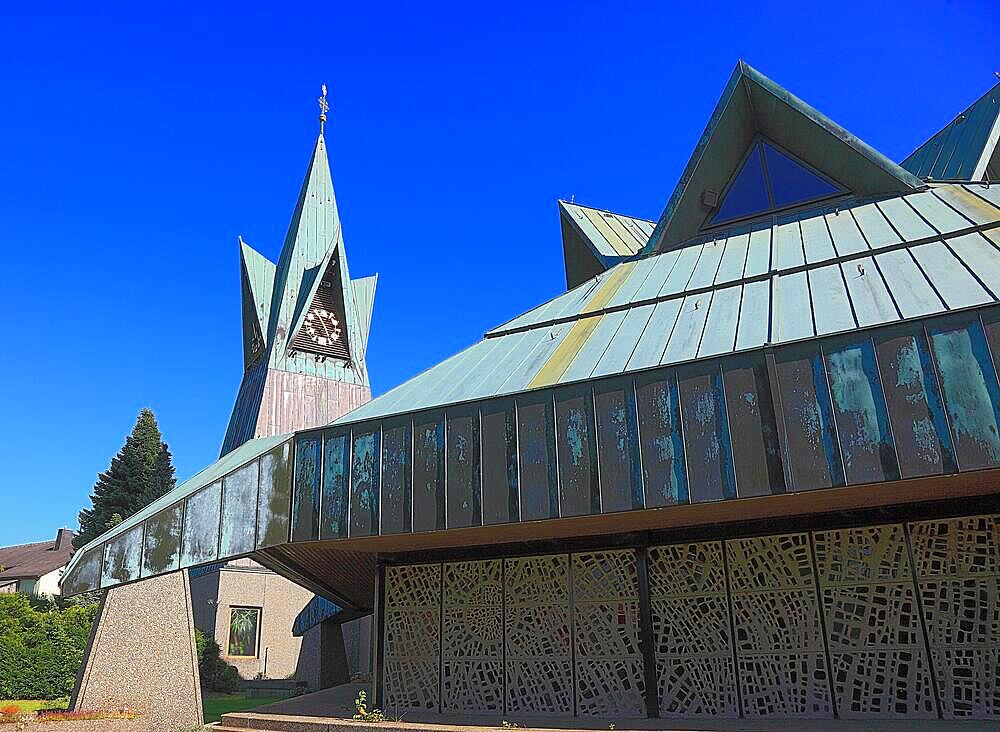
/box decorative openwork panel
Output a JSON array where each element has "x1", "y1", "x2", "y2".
[
  {"x1": 442, "y1": 560, "x2": 503, "y2": 714},
  {"x1": 813, "y1": 525, "x2": 936, "y2": 718},
  {"x1": 647, "y1": 542, "x2": 737, "y2": 718},
  {"x1": 572, "y1": 551, "x2": 644, "y2": 717},
  {"x1": 505, "y1": 554, "x2": 573, "y2": 716},
  {"x1": 909, "y1": 514, "x2": 1000, "y2": 719},
  {"x1": 726, "y1": 533, "x2": 832, "y2": 718},
  {"x1": 384, "y1": 564, "x2": 442, "y2": 713}
]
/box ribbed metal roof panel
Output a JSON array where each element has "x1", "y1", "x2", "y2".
[
  {"x1": 334, "y1": 184, "x2": 1000, "y2": 426},
  {"x1": 901, "y1": 82, "x2": 1000, "y2": 181}
]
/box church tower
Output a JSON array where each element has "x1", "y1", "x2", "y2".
[{"x1": 221, "y1": 86, "x2": 376, "y2": 455}]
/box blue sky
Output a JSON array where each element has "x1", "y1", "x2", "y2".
[{"x1": 0, "y1": 1, "x2": 995, "y2": 545}]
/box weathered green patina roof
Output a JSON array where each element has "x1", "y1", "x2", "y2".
[
  {"x1": 559, "y1": 201, "x2": 653, "y2": 288},
  {"x1": 341, "y1": 183, "x2": 1000, "y2": 425},
  {"x1": 902, "y1": 80, "x2": 1000, "y2": 183},
  {"x1": 644, "y1": 61, "x2": 925, "y2": 254}
]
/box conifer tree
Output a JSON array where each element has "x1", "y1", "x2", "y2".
[{"x1": 73, "y1": 409, "x2": 176, "y2": 549}]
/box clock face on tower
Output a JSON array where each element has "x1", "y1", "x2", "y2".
[
  {"x1": 290, "y1": 258, "x2": 352, "y2": 361},
  {"x1": 302, "y1": 307, "x2": 343, "y2": 349}
]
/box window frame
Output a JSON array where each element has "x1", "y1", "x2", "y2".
[
  {"x1": 227, "y1": 605, "x2": 262, "y2": 659},
  {"x1": 702, "y1": 134, "x2": 848, "y2": 231}
]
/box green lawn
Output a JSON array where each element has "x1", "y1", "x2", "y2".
[
  {"x1": 0, "y1": 699, "x2": 68, "y2": 713},
  {"x1": 202, "y1": 695, "x2": 282, "y2": 724}
]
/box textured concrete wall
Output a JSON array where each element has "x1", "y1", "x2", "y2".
[
  {"x1": 188, "y1": 568, "x2": 220, "y2": 638},
  {"x1": 208, "y1": 564, "x2": 314, "y2": 681},
  {"x1": 73, "y1": 572, "x2": 202, "y2": 731}
]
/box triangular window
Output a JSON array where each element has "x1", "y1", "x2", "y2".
[
  {"x1": 707, "y1": 139, "x2": 842, "y2": 227},
  {"x1": 290, "y1": 257, "x2": 352, "y2": 361}
]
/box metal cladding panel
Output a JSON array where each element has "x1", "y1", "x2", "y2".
[
  {"x1": 809, "y1": 265, "x2": 855, "y2": 336},
  {"x1": 554, "y1": 385, "x2": 600, "y2": 517},
  {"x1": 902, "y1": 81, "x2": 1000, "y2": 180},
  {"x1": 380, "y1": 417, "x2": 413, "y2": 536},
  {"x1": 677, "y1": 362, "x2": 736, "y2": 503},
  {"x1": 910, "y1": 242, "x2": 991, "y2": 309},
  {"x1": 560, "y1": 311, "x2": 628, "y2": 383},
  {"x1": 594, "y1": 377, "x2": 643, "y2": 513},
  {"x1": 905, "y1": 190, "x2": 974, "y2": 234},
  {"x1": 516, "y1": 392, "x2": 559, "y2": 521},
  {"x1": 61, "y1": 307, "x2": 1000, "y2": 601},
  {"x1": 699, "y1": 285, "x2": 742, "y2": 357},
  {"x1": 412, "y1": 413, "x2": 445, "y2": 532},
  {"x1": 349, "y1": 426, "x2": 381, "y2": 537},
  {"x1": 445, "y1": 405, "x2": 482, "y2": 529},
  {"x1": 874, "y1": 250, "x2": 944, "y2": 318},
  {"x1": 291, "y1": 433, "x2": 322, "y2": 542},
  {"x1": 825, "y1": 208, "x2": 869, "y2": 256},
  {"x1": 141, "y1": 503, "x2": 182, "y2": 577},
  {"x1": 480, "y1": 398, "x2": 518, "y2": 525},
  {"x1": 715, "y1": 232, "x2": 750, "y2": 283},
  {"x1": 873, "y1": 325, "x2": 956, "y2": 479},
  {"x1": 925, "y1": 314, "x2": 1000, "y2": 471},
  {"x1": 722, "y1": 353, "x2": 784, "y2": 497}
]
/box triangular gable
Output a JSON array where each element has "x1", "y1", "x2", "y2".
[
  {"x1": 352, "y1": 274, "x2": 378, "y2": 356},
  {"x1": 902, "y1": 80, "x2": 1000, "y2": 182},
  {"x1": 559, "y1": 201, "x2": 652, "y2": 288},
  {"x1": 707, "y1": 137, "x2": 843, "y2": 226},
  {"x1": 288, "y1": 252, "x2": 353, "y2": 362},
  {"x1": 239, "y1": 238, "x2": 275, "y2": 330},
  {"x1": 238, "y1": 239, "x2": 274, "y2": 370},
  {"x1": 645, "y1": 61, "x2": 924, "y2": 253}
]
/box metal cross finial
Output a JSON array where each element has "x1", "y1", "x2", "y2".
[{"x1": 318, "y1": 84, "x2": 330, "y2": 133}]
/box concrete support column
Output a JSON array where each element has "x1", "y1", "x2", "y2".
[{"x1": 72, "y1": 572, "x2": 203, "y2": 731}]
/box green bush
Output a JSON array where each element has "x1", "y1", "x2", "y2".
[
  {"x1": 194, "y1": 629, "x2": 242, "y2": 694},
  {"x1": 0, "y1": 594, "x2": 98, "y2": 699}
]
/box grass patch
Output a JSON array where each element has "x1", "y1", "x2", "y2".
[
  {"x1": 0, "y1": 700, "x2": 68, "y2": 714},
  {"x1": 202, "y1": 695, "x2": 282, "y2": 724}
]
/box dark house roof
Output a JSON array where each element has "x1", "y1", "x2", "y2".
[{"x1": 0, "y1": 529, "x2": 75, "y2": 582}]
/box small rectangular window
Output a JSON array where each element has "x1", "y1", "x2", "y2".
[{"x1": 228, "y1": 606, "x2": 261, "y2": 658}]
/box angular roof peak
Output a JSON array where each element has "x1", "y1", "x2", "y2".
[
  {"x1": 644, "y1": 61, "x2": 924, "y2": 254},
  {"x1": 902, "y1": 79, "x2": 1000, "y2": 182},
  {"x1": 221, "y1": 129, "x2": 377, "y2": 456}
]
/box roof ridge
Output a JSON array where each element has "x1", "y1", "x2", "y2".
[
  {"x1": 902, "y1": 79, "x2": 1000, "y2": 164},
  {"x1": 0, "y1": 538, "x2": 55, "y2": 552},
  {"x1": 558, "y1": 199, "x2": 655, "y2": 224}
]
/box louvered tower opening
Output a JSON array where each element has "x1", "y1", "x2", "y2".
[{"x1": 291, "y1": 257, "x2": 352, "y2": 361}]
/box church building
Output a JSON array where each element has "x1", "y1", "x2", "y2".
[{"x1": 64, "y1": 62, "x2": 1000, "y2": 722}]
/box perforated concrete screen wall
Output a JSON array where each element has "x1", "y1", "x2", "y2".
[{"x1": 381, "y1": 513, "x2": 1000, "y2": 721}]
